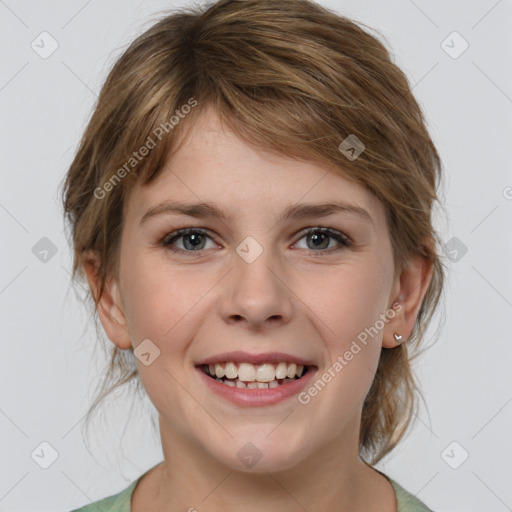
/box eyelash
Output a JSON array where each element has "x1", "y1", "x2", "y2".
[{"x1": 161, "y1": 227, "x2": 352, "y2": 256}]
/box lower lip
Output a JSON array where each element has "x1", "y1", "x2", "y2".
[{"x1": 195, "y1": 366, "x2": 318, "y2": 407}]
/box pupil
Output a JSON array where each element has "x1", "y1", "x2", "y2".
[
  {"x1": 184, "y1": 233, "x2": 204, "y2": 250},
  {"x1": 309, "y1": 233, "x2": 328, "y2": 249}
]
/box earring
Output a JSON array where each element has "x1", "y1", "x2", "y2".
[{"x1": 393, "y1": 333, "x2": 404, "y2": 344}]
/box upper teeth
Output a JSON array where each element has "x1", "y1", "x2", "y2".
[{"x1": 206, "y1": 362, "x2": 305, "y2": 382}]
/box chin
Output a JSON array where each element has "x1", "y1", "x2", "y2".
[{"x1": 206, "y1": 434, "x2": 309, "y2": 473}]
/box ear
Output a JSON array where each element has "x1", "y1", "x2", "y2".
[
  {"x1": 81, "y1": 250, "x2": 132, "y2": 350},
  {"x1": 382, "y1": 237, "x2": 434, "y2": 349}
]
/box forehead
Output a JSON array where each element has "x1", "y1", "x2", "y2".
[{"x1": 123, "y1": 106, "x2": 386, "y2": 229}]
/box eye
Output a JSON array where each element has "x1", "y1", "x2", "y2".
[
  {"x1": 161, "y1": 226, "x2": 351, "y2": 256},
  {"x1": 162, "y1": 228, "x2": 217, "y2": 254},
  {"x1": 293, "y1": 227, "x2": 351, "y2": 254}
]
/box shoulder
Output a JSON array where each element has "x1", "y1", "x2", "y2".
[
  {"x1": 387, "y1": 476, "x2": 434, "y2": 512},
  {"x1": 68, "y1": 478, "x2": 139, "y2": 512}
]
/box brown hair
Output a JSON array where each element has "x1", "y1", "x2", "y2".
[{"x1": 61, "y1": 0, "x2": 447, "y2": 465}]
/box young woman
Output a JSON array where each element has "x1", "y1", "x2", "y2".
[{"x1": 63, "y1": 1, "x2": 446, "y2": 510}]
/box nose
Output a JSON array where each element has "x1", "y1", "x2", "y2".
[{"x1": 218, "y1": 245, "x2": 294, "y2": 331}]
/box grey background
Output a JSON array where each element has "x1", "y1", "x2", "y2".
[{"x1": 1, "y1": 0, "x2": 511, "y2": 510}]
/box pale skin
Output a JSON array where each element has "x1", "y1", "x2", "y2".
[{"x1": 82, "y1": 105, "x2": 433, "y2": 512}]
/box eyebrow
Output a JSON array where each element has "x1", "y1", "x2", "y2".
[{"x1": 139, "y1": 200, "x2": 374, "y2": 226}]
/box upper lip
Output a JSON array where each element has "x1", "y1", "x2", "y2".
[{"x1": 195, "y1": 351, "x2": 317, "y2": 367}]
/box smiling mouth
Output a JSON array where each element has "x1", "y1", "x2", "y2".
[{"x1": 198, "y1": 361, "x2": 313, "y2": 389}]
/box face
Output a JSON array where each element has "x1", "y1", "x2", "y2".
[{"x1": 107, "y1": 106, "x2": 405, "y2": 473}]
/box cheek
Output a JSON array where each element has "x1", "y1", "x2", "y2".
[
  {"x1": 121, "y1": 258, "x2": 211, "y2": 346},
  {"x1": 303, "y1": 260, "x2": 386, "y2": 346},
  {"x1": 299, "y1": 265, "x2": 386, "y2": 423}
]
